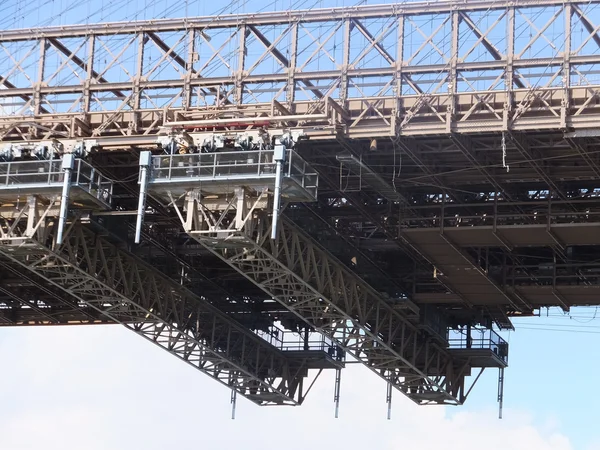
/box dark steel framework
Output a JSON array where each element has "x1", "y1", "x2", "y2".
[{"x1": 1, "y1": 0, "x2": 600, "y2": 410}]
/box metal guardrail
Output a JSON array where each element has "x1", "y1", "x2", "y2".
[
  {"x1": 448, "y1": 328, "x2": 509, "y2": 364},
  {"x1": 0, "y1": 158, "x2": 113, "y2": 206},
  {"x1": 255, "y1": 327, "x2": 344, "y2": 360},
  {"x1": 149, "y1": 149, "x2": 318, "y2": 199}
]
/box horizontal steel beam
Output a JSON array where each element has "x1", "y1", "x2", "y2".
[
  {"x1": 1, "y1": 0, "x2": 595, "y2": 41},
  {"x1": 2, "y1": 55, "x2": 599, "y2": 99}
]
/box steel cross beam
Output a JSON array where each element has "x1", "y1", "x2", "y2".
[
  {"x1": 572, "y1": 5, "x2": 600, "y2": 48},
  {"x1": 246, "y1": 24, "x2": 324, "y2": 100},
  {"x1": 0, "y1": 75, "x2": 50, "y2": 116},
  {"x1": 177, "y1": 190, "x2": 483, "y2": 405},
  {"x1": 144, "y1": 30, "x2": 221, "y2": 103},
  {"x1": 0, "y1": 199, "x2": 310, "y2": 406}
]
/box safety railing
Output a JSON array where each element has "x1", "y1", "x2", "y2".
[
  {"x1": 503, "y1": 262, "x2": 600, "y2": 287},
  {"x1": 0, "y1": 159, "x2": 64, "y2": 186},
  {"x1": 400, "y1": 194, "x2": 600, "y2": 229},
  {"x1": 149, "y1": 149, "x2": 318, "y2": 199},
  {"x1": 0, "y1": 158, "x2": 113, "y2": 206},
  {"x1": 405, "y1": 210, "x2": 600, "y2": 229},
  {"x1": 255, "y1": 327, "x2": 344, "y2": 360},
  {"x1": 71, "y1": 159, "x2": 114, "y2": 206},
  {"x1": 447, "y1": 328, "x2": 508, "y2": 364}
]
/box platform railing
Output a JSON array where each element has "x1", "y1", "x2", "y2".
[
  {"x1": 402, "y1": 202, "x2": 600, "y2": 229},
  {"x1": 0, "y1": 159, "x2": 64, "y2": 186},
  {"x1": 405, "y1": 212, "x2": 600, "y2": 229},
  {"x1": 149, "y1": 149, "x2": 318, "y2": 198},
  {"x1": 0, "y1": 158, "x2": 113, "y2": 206},
  {"x1": 503, "y1": 262, "x2": 600, "y2": 287},
  {"x1": 71, "y1": 159, "x2": 114, "y2": 205},
  {"x1": 447, "y1": 328, "x2": 508, "y2": 364},
  {"x1": 255, "y1": 327, "x2": 343, "y2": 359}
]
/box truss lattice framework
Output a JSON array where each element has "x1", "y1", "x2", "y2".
[
  {"x1": 0, "y1": 261, "x2": 108, "y2": 325},
  {"x1": 0, "y1": 198, "x2": 311, "y2": 406},
  {"x1": 1, "y1": 0, "x2": 600, "y2": 140},
  {"x1": 176, "y1": 189, "x2": 485, "y2": 405}
]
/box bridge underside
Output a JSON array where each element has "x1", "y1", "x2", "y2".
[
  {"x1": 296, "y1": 133, "x2": 600, "y2": 327},
  {"x1": 5, "y1": 128, "x2": 599, "y2": 329}
]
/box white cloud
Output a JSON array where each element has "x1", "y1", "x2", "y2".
[{"x1": 0, "y1": 326, "x2": 575, "y2": 450}]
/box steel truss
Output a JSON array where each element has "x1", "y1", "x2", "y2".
[
  {"x1": 0, "y1": 261, "x2": 107, "y2": 325},
  {"x1": 7, "y1": 0, "x2": 598, "y2": 412},
  {"x1": 1, "y1": 0, "x2": 600, "y2": 141},
  {"x1": 0, "y1": 196, "x2": 318, "y2": 405},
  {"x1": 171, "y1": 187, "x2": 505, "y2": 405}
]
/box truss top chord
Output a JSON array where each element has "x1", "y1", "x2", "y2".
[{"x1": 0, "y1": 0, "x2": 595, "y2": 41}]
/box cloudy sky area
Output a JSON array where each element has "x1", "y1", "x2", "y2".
[{"x1": 1, "y1": 0, "x2": 600, "y2": 448}]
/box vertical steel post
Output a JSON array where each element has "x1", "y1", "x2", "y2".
[
  {"x1": 339, "y1": 18, "x2": 351, "y2": 106},
  {"x1": 448, "y1": 10, "x2": 459, "y2": 133},
  {"x1": 287, "y1": 21, "x2": 298, "y2": 109},
  {"x1": 394, "y1": 14, "x2": 404, "y2": 135},
  {"x1": 235, "y1": 25, "x2": 247, "y2": 105},
  {"x1": 135, "y1": 151, "x2": 152, "y2": 244},
  {"x1": 184, "y1": 28, "x2": 195, "y2": 110},
  {"x1": 334, "y1": 367, "x2": 342, "y2": 418},
  {"x1": 231, "y1": 388, "x2": 237, "y2": 420},
  {"x1": 84, "y1": 36, "x2": 95, "y2": 116},
  {"x1": 271, "y1": 144, "x2": 285, "y2": 239},
  {"x1": 34, "y1": 38, "x2": 47, "y2": 118},
  {"x1": 562, "y1": 3, "x2": 572, "y2": 130},
  {"x1": 386, "y1": 380, "x2": 393, "y2": 420},
  {"x1": 504, "y1": 6, "x2": 515, "y2": 131},
  {"x1": 56, "y1": 154, "x2": 74, "y2": 245},
  {"x1": 497, "y1": 367, "x2": 505, "y2": 419}
]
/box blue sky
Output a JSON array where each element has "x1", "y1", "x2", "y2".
[{"x1": 1, "y1": 0, "x2": 600, "y2": 448}]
